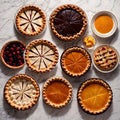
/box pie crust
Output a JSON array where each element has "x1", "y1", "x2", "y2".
[
  {"x1": 42, "y1": 77, "x2": 73, "y2": 108},
  {"x1": 77, "y1": 78, "x2": 112, "y2": 114},
  {"x1": 4, "y1": 74, "x2": 40, "y2": 110},
  {"x1": 15, "y1": 5, "x2": 46, "y2": 36},
  {"x1": 61, "y1": 47, "x2": 91, "y2": 77},
  {"x1": 50, "y1": 4, "x2": 87, "y2": 41},
  {"x1": 25, "y1": 39, "x2": 59, "y2": 73}
]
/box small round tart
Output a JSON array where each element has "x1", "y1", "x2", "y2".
[
  {"x1": 4, "y1": 74, "x2": 40, "y2": 110},
  {"x1": 93, "y1": 45, "x2": 119, "y2": 73},
  {"x1": 77, "y1": 78, "x2": 112, "y2": 114},
  {"x1": 15, "y1": 5, "x2": 46, "y2": 36},
  {"x1": 61, "y1": 47, "x2": 91, "y2": 77},
  {"x1": 42, "y1": 77, "x2": 73, "y2": 108},
  {"x1": 50, "y1": 4, "x2": 87, "y2": 41},
  {"x1": 25, "y1": 39, "x2": 59, "y2": 73},
  {"x1": 1, "y1": 40, "x2": 25, "y2": 69}
]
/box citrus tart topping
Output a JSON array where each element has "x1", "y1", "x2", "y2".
[
  {"x1": 61, "y1": 47, "x2": 91, "y2": 77},
  {"x1": 42, "y1": 77, "x2": 73, "y2": 108},
  {"x1": 15, "y1": 5, "x2": 46, "y2": 36},
  {"x1": 1, "y1": 40, "x2": 25, "y2": 69},
  {"x1": 77, "y1": 78, "x2": 112, "y2": 114},
  {"x1": 25, "y1": 39, "x2": 59, "y2": 72},
  {"x1": 93, "y1": 45, "x2": 118, "y2": 72},
  {"x1": 4, "y1": 74, "x2": 40, "y2": 110},
  {"x1": 50, "y1": 4, "x2": 87, "y2": 41}
]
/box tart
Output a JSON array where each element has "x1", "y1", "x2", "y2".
[
  {"x1": 93, "y1": 45, "x2": 119, "y2": 73},
  {"x1": 61, "y1": 47, "x2": 91, "y2": 77},
  {"x1": 15, "y1": 5, "x2": 46, "y2": 36},
  {"x1": 4, "y1": 74, "x2": 40, "y2": 110},
  {"x1": 0, "y1": 40, "x2": 25, "y2": 69},
  {"x1": 77, "y1": 78, "x2": 112, "y2": 114},
  {"x1": 50, "y1": 4, "x2": 87, "y2": 41},
  {"x1": 42, "y1": 77, "x2": 73, "y2": 108},
  {"x1": 25, "y1": 39, "x2": 59, "y2": 73}
]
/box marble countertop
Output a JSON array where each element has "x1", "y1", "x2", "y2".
[{"x1": 0, "y1": 0, "x2": 120, "y2": 120}]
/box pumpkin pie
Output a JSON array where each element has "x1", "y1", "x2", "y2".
[
  {"x1": 4, "y1": 74, "x2": 40, "y2": 110},
  {"x1": 61, "y1": 47, "x2": 91, "y2": 77},
  {"x1": 50, "y1": 4, "x2": 87, "y2": 41},
  {"x1": 15, "y1": 5, "x2": 46, "y2": 36},
  {"x1": 77, "y1": 78, "x2": 112, "y2": 114},
  {"x1": 25, "y1": 39, "x2": 59, "y2": 73},
  {"x1": 0, "y1": 40, "x2": 25, "y2": 69},
  {"x1": 42, "y1": 77, "x2": 73, "y2": 108},
  {"x1": 93, "y1": 45, "x2": 119, "y2": 73}
]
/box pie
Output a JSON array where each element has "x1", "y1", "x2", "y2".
[
  {"x1": 15, "y1": 5, "x2": 46, "y2": 36},
  {"x1": 61, "y1": 47, "x2": 91, "y2": 77},
  {"x1": 42, "y1": 77, "x2": 73, "y2": 108},
  {"x1": 25, "y1": 39, "x2": 59, "y2": 72},
  {"x1": 77, "y1": 78, "x2": 112, "y2": 114},
  {"x1": 93, "y1": 45, "x2": 118, "y2": 72},
  {"x1": 1, "y1": 40, "x2": 25, "y2": 69},
  {"x1": 4, "y1": 74, "x2": 40, "y2": 110},
  {"x1": 50, "y1": 4, "x2": 87, "y2": 41}
]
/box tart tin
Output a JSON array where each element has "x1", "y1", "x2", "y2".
[{"x1": 91, "y1": 11, "x2": 118, "y2": 38}]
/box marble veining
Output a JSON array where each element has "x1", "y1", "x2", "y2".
[{"x1": 0, "y1": 0, "x2": 120, "y2": 120}]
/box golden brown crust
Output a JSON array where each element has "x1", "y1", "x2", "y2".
[
  {"x1": 50, "y1": 4, "x2": 87, "y2": 41},
  {"x1": 4, "y1": 74, "x2": 40, "y2": 110},
  {"x1": 15, "y1": 5, "x2": 46, "y2": 36},
  {"x1": 25, "y1": 39, "x2": 59, "y2": 73},
  {"x1": 77, "y1": 78, "x2": 113, "y2": 114},
  {"x1": 61, "y1": 47, "x2": 91, "y2": 77},
  {"x1": 0, "y1": 40, "x2": 26, "y2": 69},
  {"x1": 42, "y1": 77, "x2": 73, "y2": 108}
]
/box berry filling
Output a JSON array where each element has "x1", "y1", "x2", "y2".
[{"x1": 3, "y1": 41, "x2": 25, "y2": 67}]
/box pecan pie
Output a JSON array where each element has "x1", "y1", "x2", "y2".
[
  {"x1": 93, "y1": 45, "x2": 119, "y2": 72},
  {"x1": 77, "y1": 78, "x2": 112, "y2": 114},
  {"x1": 15, "y1": 5, "x2": 46, "y2": 36},
  {"x1": 4, "y1": 74, "x2": 40, "y2": 110},
  {"x1": 50, "y1": 4, "x2": 87, "y2": 41},
  {"x1": 61, "y1": 47, "x2": 91, "y2": 77},
  {"x1": 42, "y1": 77, "x2": 73, "y2": 108},
  {"x1": 25, "y1": 39, "x2": 59, "y2": 72}
]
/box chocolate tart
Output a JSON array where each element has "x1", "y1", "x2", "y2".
[
  {"x1": 42, "y1": 77, "x2": 73, "y2": 108},
  {"x1": 93, "y1": 45, "x2": 119, "y2": 73},
  {"x1": 15, "y1": 5, "x2": 46, "y2": 36},
  {"x1": 4, "y1": 74, "x2": 40, "y2": 110},
  {"x1": 25, "y1": 39, "x2": 59, "y2": 73},
  {"x1": 0, "y1": 40, "x2": 25, "y2": 69},
  {"x1": 50, "y1": 4, "x2": 87, "y2": 41},
  {"x1": 61, "y1": 47, "x2": 91, "y2": 77},
  {"x1": 77, "y1": 78, "x2": 112, "y2": 114}
]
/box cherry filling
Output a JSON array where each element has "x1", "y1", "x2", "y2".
[{"x1": 3, "y1": 41, "x2": 25, "y2": 67}]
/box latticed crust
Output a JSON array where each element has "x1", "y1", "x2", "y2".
[
  {"x1": 77, "y1": 78, "x2": 113, "y2": 114},
  {"x1": 15, "y1": 5, "x2": 46, "y2": 36},
  {"x1": 0, "y1": 40, "x2": 26, "y2": 69},
  {"x1": 4, "y1": 74, "x2": 40, "y2": 110},
  {"x1": 25, "y1": 39, "x2": 59, "y2": 73},
  {"x1": 42, "y1": 77, "x2": 73, "y2": 108},
  {"x1": 50, "y1": 4, "x2": 87, "y2": 41},
  {"x1": 61, "y1": 47, "x2": 91, "y2": 77}
]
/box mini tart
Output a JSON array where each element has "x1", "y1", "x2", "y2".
[
  {"x1": 61, "y1": 47, "x2": 91, "y2": 77},
  {"x1": 15, "y1": 5, "x2": 46, "y2": 36},
  {"x1": 50, "y1": 4, "x2": 87, "y2": 41},
  {"x1": 25, "y1": 39, "x2": 59, "y2": 73},
  {"x1": 4, "y1": 74, "x2": 40, "y2": 110},
  {"x1": 93, "y1": 45, "x2": 119, "y2": 72},
  {"x1": 42, "y1": 77, "x2": 73, "y2": 108},
  {"x1": 77, "y1": 78, "x2": 112, "y2": 114},
  {"x1": 0, "y1": 40, "x2": 25, "y2": 69}
]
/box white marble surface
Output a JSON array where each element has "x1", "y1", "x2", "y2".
[{"x1": 0, "y1": 0, "x2": 120, "y2": 120}]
